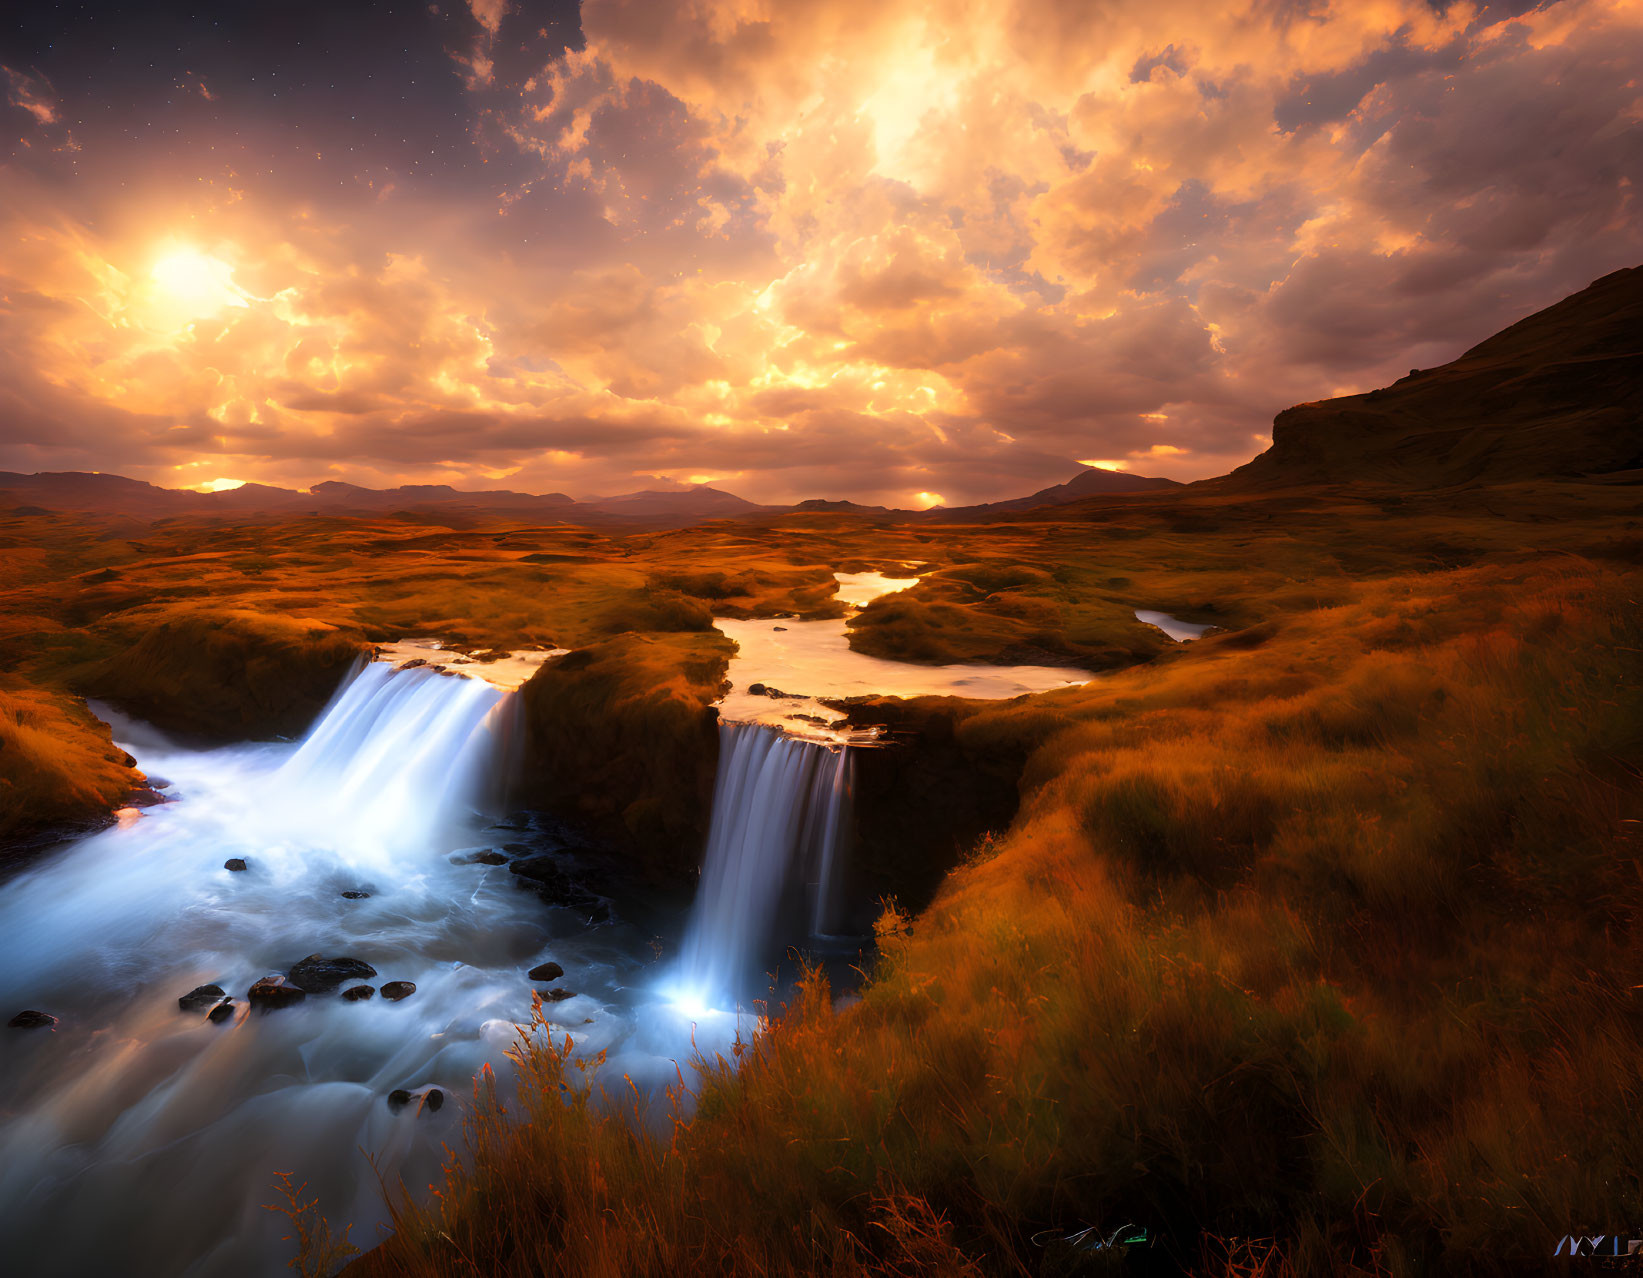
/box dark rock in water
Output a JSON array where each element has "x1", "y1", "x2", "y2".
[
  {"x1": 8, "y1": 1009, "x2": 57, "y2": 1029},
  {"x1": 178, "y1": 983, "x2": 226, "y2": 1012},
  {"x1": 224, "y1": 858, "x2": 248, "y2": 872},
  {"x1": 125, "y1": 787, "x2": 169, "y2": 808},
  {"x1": 340, "y1": 890, "x2": 371, "y2": 900},
  {"x1": 508, "y1": 856, "x2": 602, "y2": 913},
  {"x1": 773, "y1": 626, "x2": 788, "y2": 631},
  {"x1": 248, "y1": 976, "x2": 306, "y2": 1011},
  {"x1": 396, "y1": 658, "x2": 430, "y2": 671},
  {"x1": 146, "y1": 774, "x2": 173, "y2": 790},
  {"x1": 544, "y1": 988, "x2": 574, "y2": 1002},
  {"x1": 528, "y1": 961, "x2": 564, "y2": 982},
  {"x1": 450, "y1": 849, "x2": 507, "y2": 866},
  {"x1": 501, "y1": 842, "x2": 532, "y2": 855},
  {"x1": 380, "y1": 981, "x2": 416, "y2": 1002},
  {"x1": 387, "y1": 1088, "x2": 413, "y2": 1112},
  {"x1": 208, "y1": 999, "x2": 236, "y2": 1025},
  {"x1": 425, "y1": 1088, "x2": 444, "y2": 1112},
  {"x1": 747, "y1": 682, "x2": 767, "y2": 695},
  {"x1": 341, "y1": 985, "x2": 375, "y2": 1002},
  {"x1": 287, "y1": 954, "x2": 377, "y2": 994}
]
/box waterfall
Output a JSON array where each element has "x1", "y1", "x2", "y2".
[
  {"x1": 0, "y1": 659, "x2": 537, "y2": 1278},
  {"x1": 675, "y1": 722, "x2": 852, "y2": 1008},
  {"x1": 266, "y1": 660, "x2": 520, "y2": 865}
]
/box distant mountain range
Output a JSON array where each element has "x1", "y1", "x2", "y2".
[{"x1": 0, "y1": 466, "x2": 1179, "y2": 528}]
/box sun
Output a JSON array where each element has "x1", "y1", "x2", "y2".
[{"x1": 149, "y1": 247, "x2": 249, "y2": 316}]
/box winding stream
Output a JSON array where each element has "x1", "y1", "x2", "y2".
[{"x1": 0, "y1": 569, "x2": 1103, "y2": 1275}]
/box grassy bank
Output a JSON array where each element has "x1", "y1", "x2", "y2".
[
  {"x1": 348, "y1": 552, "x2": 1641, "y2": 1277},
  {"x1": 0, "y1": 678, "x2": 138, "y2": 844}
]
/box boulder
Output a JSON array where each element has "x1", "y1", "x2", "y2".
[
  {"x1": 380, "y1": 981, "x2": 416, "y2": 1002},
  {"x1": 425, "y1": 1088, "x2": 445, "y2": 1112},
  {"x1": 544, "y1": 988, "x2": 575, "y2": 1002},
  {"x1": 286, "y1": 954, "x2": 376, "y2": 995},
  {"x1": 178, "y1": 983, "x2": 226, "y2": 1012},
  {"x1": 8, "y1": 1009, "x2": 57, "y2": 1029},
  {"x1": 508, "y1": 857, "x2": 602, "y2": 912},
  {"x1": 340, "y1": 890, "x2": 371, "y2": 900},
  {"x1": 528, "y1": 961, "x2": 564, "y2": 982},
  {"x1": 248, "y1": 975, "x2": 306, "y2": 1012},
  {"x1": 208, "y1": 999, "x2": 236, "y2": 1025},
  {"x1": 341, "y1": 985, "x2": 375, "y2": 1002},
  {"x1": 387, "y1": 1089, "x2": 413, "y2": 1112},
  {"x1": 450, "y1": 850, "x2": 507, "y2": 866},
  {"x1": 224, "y1": 858, "x2": 248, "y2": 872}
]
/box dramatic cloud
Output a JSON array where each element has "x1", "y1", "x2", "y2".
[{"x1": 1, "y1": 0, "x2": 1639, "y2": 503}]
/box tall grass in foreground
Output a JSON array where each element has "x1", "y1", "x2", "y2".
[{"x1": 349, "y1": 561, "x2": 1642, "y2": 1278}]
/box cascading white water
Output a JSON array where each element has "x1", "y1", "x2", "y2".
[
  {"x1": 0, "y1": 661, "x2": 629, "y2": 1278},
  {"x1": 674, "y1": 723, "x2": 852, "y2": 1009}
]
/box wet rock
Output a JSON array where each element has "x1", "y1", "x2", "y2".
[
  {"x1": 544, "y1": 988, "x2": 574, "y2": 1002},
  {"x1": 450, "y1": 849, "x2": 507, "y2": 866},
  {"x1": 248, "y1": 976, "x2": 306, "y2": 1011},
  {"x1": 528, "y1": 961, "x2": 564, "y2": 982},
  {"x1": 395, "y1": 658, "x2": 430, "y2": 671},
  {"x1": 501, "y1": 842, "x2": 532, "y2": 855},
  {"x1": 387, "y1": 1087, "x2": 444, "y2": 1115},
  {"x1": 508, "y1": 856, "x2": 602, "y2": 912},
  {"x1": 286, "y1": 954, "x2": 377, "y2": 994},
  {"x1": 125, "y1": 787, "x2": 170, "y2": 808},
  {"x1": 747, "y1": 682, "x2": 767, "y2": 695},
  {"x1": 340, "y1": 890, "x2": 371, "y2": 900},
  {"x1": 146, "y1": 774, "x2": 174, "y2": 790},
  {"x1": 178, "y1": 983, "x2": 226, "y2": 1012},
  {"x1": 773, "y1": 626, "x2": 788, "y2": 631},
  {"x1": 224, "y1": 858, "x2": 248, "y2": 872},
  {"x1": 8, "y1": 1009, "x2": 57, "y2": 1029},
  {"x1": 208, "y1": 999, "x2": 236, "y2": 1025},
  {"x1": 341, "y1": 984, "x2": 375, "y2": 1002},
  {"x1": 380, "y1": 981, "x2": 416, "y2": 1002}
]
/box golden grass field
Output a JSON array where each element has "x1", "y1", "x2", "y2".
[{"x1": 1, "y1": 474, "x2": 1640, "y2": 1274}]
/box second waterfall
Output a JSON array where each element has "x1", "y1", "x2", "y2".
[{"x1": 676, "y1": 722, "x2": 854, "y2": 1008}]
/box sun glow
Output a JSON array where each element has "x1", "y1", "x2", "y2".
[
  {"x1": 150, "y1": 247, "x2": 249, "y2": 317},
  {"x1": 196, "y1": 477, "x2": 247, "y2": 492}
]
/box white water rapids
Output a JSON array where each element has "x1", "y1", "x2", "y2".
[{"x1": 0, "y1": 661, "x2": 722, "y2": 1278}]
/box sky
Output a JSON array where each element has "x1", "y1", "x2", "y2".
[{"x1": 1, "y1": 0, "x2": 1640, "y2": 507}]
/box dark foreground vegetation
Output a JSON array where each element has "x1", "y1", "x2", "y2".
[{"x1": 1, "y1": 269, "x2": 1639, "y2": 1273}]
